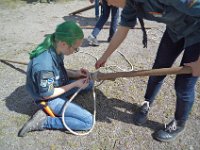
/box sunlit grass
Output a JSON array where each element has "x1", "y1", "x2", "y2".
[
  {"x1": 0, "y1": 0, "x2": 24, "y2": 8},
  {"x1": 0, "y1": 0, "x2": 75, "y2": 8}
]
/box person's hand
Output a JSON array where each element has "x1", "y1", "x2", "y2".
[
  {"x1": 89, "y1": 0, "x2": 94, "y2": 3},
  {"x1": 95, "y1": 56, "x2": 107, "y2": 69},
  {"x1": 74, "y1": 78, "x2": 89, "y2": 89},
  {"x1": 77, "y1": 68, "x2": 90, "y2": 78},
  {"x1": 184, "y1": 57, "x2": 200, "y2": 77}
]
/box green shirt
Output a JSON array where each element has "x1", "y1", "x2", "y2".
[{"x1": 120, "y1": 0, "x2": 200, "y2": 48}]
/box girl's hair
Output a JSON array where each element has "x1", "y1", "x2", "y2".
[{"x1": 29, "y1": 21, "x2": 84, "y2": 59}]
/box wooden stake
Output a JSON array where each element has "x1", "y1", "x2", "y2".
[{"x1": 69, "y1": 4, "x2": 96, "y2": 15}]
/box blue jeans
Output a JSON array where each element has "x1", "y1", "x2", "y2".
[
  {"x1": 43, "y1": 80, "x2": 94, "y2": 131},
  {"x1": 92, "y1": 0, "x2": 119, "y2": 39},
  {"x1": 95, "y1": 0, "x2": 99, "y2": 18},
  {"x1": 145, "y1": 29, "x2": 200, "y2": 122}
]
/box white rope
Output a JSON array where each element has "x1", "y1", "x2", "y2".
[
  {"x1": 61, "y1": 50, "x2": 134, "y2": 136},
  {"x1": 79, "y1": 50, "x2": 134, "y2": 72},
  {"x1": 62, "y1": 86, "x2": 96, "y2": 136}
]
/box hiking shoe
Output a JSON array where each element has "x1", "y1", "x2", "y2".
[
  {"x1": 87, "y1": 35, "x2": 100, "y2": 46},
  {"x1": 135, "y1": 101, "x2": 150, "y2": 125},
  {"x1": 18, "y1": 110, "x2": 47, "y2": 137},
  {"x1": 153, "y1": 119, "x2": 185, "y2": 142}
]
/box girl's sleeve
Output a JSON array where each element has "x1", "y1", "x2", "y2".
[
  {"x1": 34, "y1": 70, "x2": 55, "y2": 99},
  {"x1": 159, "y1": 0, "x2": 200, "y2": 16},
  {"x1": 120, "y1": 0, "x2": 137, "y2": 28}
]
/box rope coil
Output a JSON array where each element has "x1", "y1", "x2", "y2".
[
  {"x1": 61, "y1": 51, "x2": 133, "y2": 136},
  {"x1": 62, "y1": 86, "x2": 96, "y2": 136}
]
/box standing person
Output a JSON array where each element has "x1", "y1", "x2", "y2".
[
  {"x1": 95, "y1": 0, "x2": 200, "y2": 142},
  {"x1": 87, "y1": 0, "x2": 119, "y2": 46},
  {"x1": 18, "y1": 21, "x2": 94, "y2": 137},
  {"x1": 95, "y1": 0, "x2": 100, "y2": 19},
  {"x1": 89, "y1": 0, "x2": 100, "y2": 19}
]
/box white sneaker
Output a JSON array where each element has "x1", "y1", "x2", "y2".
[{"x1": 87, "y1": 35, "x2": 100, "y2": 46}]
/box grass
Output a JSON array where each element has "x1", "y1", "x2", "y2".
[
  {"x1": 0, "y1": 0, "x2": 24, "y2": 8},
  {"x1": 0, "y1": 0, "x2": 74, "y2": 8}
]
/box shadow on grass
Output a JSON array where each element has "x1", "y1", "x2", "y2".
[
  {"x1": 0, "y1": 60, "x2": 26, "y2": 75},
  {"x1": 5, "y1": 85, "x2": 162, "y2": 131},
  {"x1": 63, "y1": 15, "x2": 110, "y2": 28},
  {"x1": 5, "y1": 85, "x2": 39, "y2": 116},
  {"x1": 73, "y1": 88, "x2": 163, "y2": 131}
]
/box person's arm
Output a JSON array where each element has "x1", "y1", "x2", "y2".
[
  {"x1": 44, "y1": 78, "x2": 89, "y2": 99},
  {"x1": 44, "y1": 82, "x2": 77, "y2": 99},
  {"x1": 185, "y1": 56, "x2": 200, "y2": 76},
  {"x1": 66, "y1": 69, "x2": 80, "y2": 78},
  {"x1": 34, "y1": 71, "x2": 89, "y2": 100},
  {"x1": 95, "y1": 0, "x2": 137, "y2": 69},
  {"x1": 66, "y1": 68, "x2": 90, "y2": 79},
  {"x1": 96, "y1": 26, "x2": 130, "y2": 65}
]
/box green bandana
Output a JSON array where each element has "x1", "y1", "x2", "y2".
[{"x1": 29, "y1": 21, "x2": 84, "y2": 59}]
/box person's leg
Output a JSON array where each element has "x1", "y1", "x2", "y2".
[
  {"x1": 154, "y1": 43, "x2": 200, "y2": 142},
  {"x1": 135, "y1": 29, "x2": 184, "y2": 125},
  {"x1": 18, "y1": 95, "x2": 93, "y2": 136},
  {"x1": 65, "y1": 80, "x2": 94, "y2": 98},
  {"x1": 174, "y1": 43, "x2": 200, "y2": 122},
  {"x1": 44, "y1": 97, "x2": 93, "y2": 130},
  {"x1": 144, "y1": 30, "x2": 185, "y2": 104},
  {"x1": 91, "y1": 0, "x2": 110, "y2": 38},
  {"x1": 108, "y1": 6, "x2": 119, "y2": 41},
  {"x1": 95, "y1": 0, "x2": 100, "y2": 19}
]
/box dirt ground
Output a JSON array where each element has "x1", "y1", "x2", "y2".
[{"x1": 0, "y1": 1, "x2": 199, "y2": 150}]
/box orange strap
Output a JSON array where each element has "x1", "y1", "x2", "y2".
[{"x1": 40, "y1": 101, "x2": 56, "y2": 117}]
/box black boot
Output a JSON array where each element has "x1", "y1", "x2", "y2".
[
  {"x1": 135, "y1": 101, "x2": 150, "y2": 125},
  {"x1": 153, "y1": 119, "x2": 185, "y2": 142},
  {"x1": 18, "y1": 110, "x2": 47, "y2": 137}
]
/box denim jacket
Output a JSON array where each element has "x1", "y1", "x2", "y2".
[{"x1": 26, "y1": 48, "x2": 68, "y2": 100}]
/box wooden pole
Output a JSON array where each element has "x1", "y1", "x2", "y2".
[
  {"x1": 0, "y1": 59, "x2": 192, "y2": 81},
  {"x1": 69, "y1": 4, "x2": 96, "y2": 15},
  {"x1": 80, "y1": 25, "x2": 153, "y2": 30},
  {"x1": 94, "y1": 66, "x2": 192, "y2": 81},
  {"x1": 0, "y1": 59, "x2": 28, "y2": 65}
]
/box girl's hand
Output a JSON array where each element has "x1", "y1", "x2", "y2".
[
  {"x1": 77, "y1": 68, "x2": 90, "y2": 78},
  {"x1": 95, "y1": 56, "x2": 107, "y2": 69},
  {"x1": 74, "y1": 78, "x2": 89, "y2": 89},
  {"x1": 184, "y1": 57, "x2": 200, "y2": 77}
]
